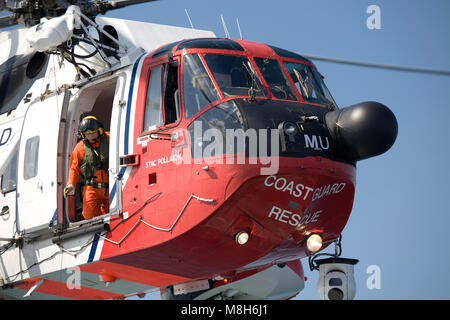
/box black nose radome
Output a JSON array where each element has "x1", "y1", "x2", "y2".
[{"x1": 325, "y1": 101, "x2": 398, "y2": 162}]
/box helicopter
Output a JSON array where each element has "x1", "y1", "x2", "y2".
[{"x1": 0, "y1": 0, "x2": 398, "y2": 300}]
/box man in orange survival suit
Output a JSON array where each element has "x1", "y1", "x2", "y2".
[{"x1": 63, "y1": 116, "x2": 110, "y2": 220}]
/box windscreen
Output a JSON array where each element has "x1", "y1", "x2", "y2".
[
  {"x1": 254, "y1": 58, "x2": 298, "y2": 101},
  {"x1": 284, "y1": 61, "x2": 337, "y2": 108},
  {"x1": 183, "y1": 54, "x2": 221, "y2": 119},
  {"x1": 202, "y1": 54, "x2": 266, "y2": 99}
]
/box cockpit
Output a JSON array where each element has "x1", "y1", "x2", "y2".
[
  {"x1": 178, "y1": 40, "x2": 337, "y2": 122},
  {"x1": 139, "y1": 37, "x2": 338, "y2": 144},
  {"x1": 141, "y1": 39, "x2": 337, "y2": 133}
]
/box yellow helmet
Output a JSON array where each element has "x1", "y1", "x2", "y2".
[{"x1": 78, "y1": 116, "x2": 104, "y2": 138}]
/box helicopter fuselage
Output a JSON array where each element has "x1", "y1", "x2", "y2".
[{"x1": 0, "y1": 19, "x2": 397, "y2": 300}]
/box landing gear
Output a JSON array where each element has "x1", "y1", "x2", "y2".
[{"x1": 308, "y1": 235, "x2": 359, "y2": 300}]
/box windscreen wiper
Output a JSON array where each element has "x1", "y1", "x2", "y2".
[
  {"x1": 242, "y1": 61, "x2": 258, "y2": 102},
  {"x1": 293, "y1": 68, "x2": 310, "y2": 99}
]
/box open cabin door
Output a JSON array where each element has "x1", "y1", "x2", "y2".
[
  {"x1": 108, "y1": 75, "x2": 127, "y2": 217},
  {"x1": 60, "y1": 76, "x2": 124, "y2": 227},
  {"x1": 17, "y1": 90, "x2": 70, "y2": 233}
]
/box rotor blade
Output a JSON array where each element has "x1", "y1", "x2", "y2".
[
  {"x1": 107, "y1": 0, "x2": 159, "y2": 10},
  {"x1": 303, "y1": 54, "x2": 450, "y2": 76},
  {"x1": 0, "y1": 13, "x2": 17, "y2": 28}
]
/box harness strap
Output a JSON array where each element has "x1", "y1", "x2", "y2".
[{"x1": 85, "y1": 179, "x2": 109, "y2": 190}]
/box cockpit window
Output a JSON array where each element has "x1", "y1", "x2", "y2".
[
  {"x1": 203, "y1": 54, "x2": 266, "y2": 99},
  {"x1": 284, "y1": 62, "x2": 337, "y2": 108},
  {"x1": 254, "y1": 58, "x2": 298, "y2": 101},
  {"x1": 183, "y1": 54, "x2": 221, "y2": 119}
]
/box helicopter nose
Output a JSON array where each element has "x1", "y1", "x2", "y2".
[{"x1": 325, "y1": 101, "x2": 398, "y2": 162}]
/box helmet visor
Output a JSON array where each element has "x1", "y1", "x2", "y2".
[{"x1": 79, "y1": 117, "x2": 101, "y2": 134}]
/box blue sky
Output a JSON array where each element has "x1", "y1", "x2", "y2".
[{"x1": 109, "y1": 0, "x2": 450, "y2": 300}]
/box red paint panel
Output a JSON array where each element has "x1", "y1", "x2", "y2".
[
  {"x1": 100, "y1": 154, "x2": 355, "y2": 280},
  {"x1": 15, "y1": 278, "x2": 123, "y2": 300}
]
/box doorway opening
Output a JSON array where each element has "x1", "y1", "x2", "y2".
[{"x1": 66, "y1": 77, "x2": 117, "y2": 223}]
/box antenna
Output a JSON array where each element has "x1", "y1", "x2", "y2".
[
  {"x1": 236, "y1": 17, "x2": 243, "y2": 40},
  {"x1": 220, "y1": 14, "x2": 230, "y2": 38},
  {"x1": 185, "y1": 9, "x2": 194, "y2": 29}
]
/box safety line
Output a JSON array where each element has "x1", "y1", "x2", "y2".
[
  {"x1": 2, "y1": 194, "x2": 214, "y2": 282},
  {"x1": 101, "y1": 194, "x2": 215, "y2": 246}
]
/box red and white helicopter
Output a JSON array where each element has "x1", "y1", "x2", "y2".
[{"x1": 0, "y1": 0, "x2": 397, "y2": 300}]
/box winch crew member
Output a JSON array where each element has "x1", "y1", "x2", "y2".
[{"x1": 64, "y1": 116, "x2": 110, "y2": 220}]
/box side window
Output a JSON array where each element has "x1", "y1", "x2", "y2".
[
  {"x1": 143, "y1": 65, "x2": 163, "y2": 132},
  {"x1": 24, "y1": 136, "x2": 39, "y2": 179},
  {"x1": 143, "y1": 63, "x2": 181, "y2": 132},
  {"x1": 1, "y1": 150, "x2": 18, "y2": 193},
  {"x1": 163, "y1": 63, "x2": 179, "y2": 125}
]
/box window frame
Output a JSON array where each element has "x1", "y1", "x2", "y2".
[
  {"x1": 143, "y1": 64, "x2": 164, "y2": 132},
  {"x1": 254, "y1": 57, "x2": 299, "y2": 102},
  {"x1": 142, "y1": 60, "x2": 182, "y2": 136},
  {"x1": 202, "y1": 53, "x2": 267, "y2": 99},
  {"x1": 283, "y1": 61, "x2": 338, "y2": 109},
  {"x1": 182, "y1": 53, "x2": 222, "y2": 120},
  {"x1": 23, "y1": 135, "x2": 39, "y2": 180}
]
